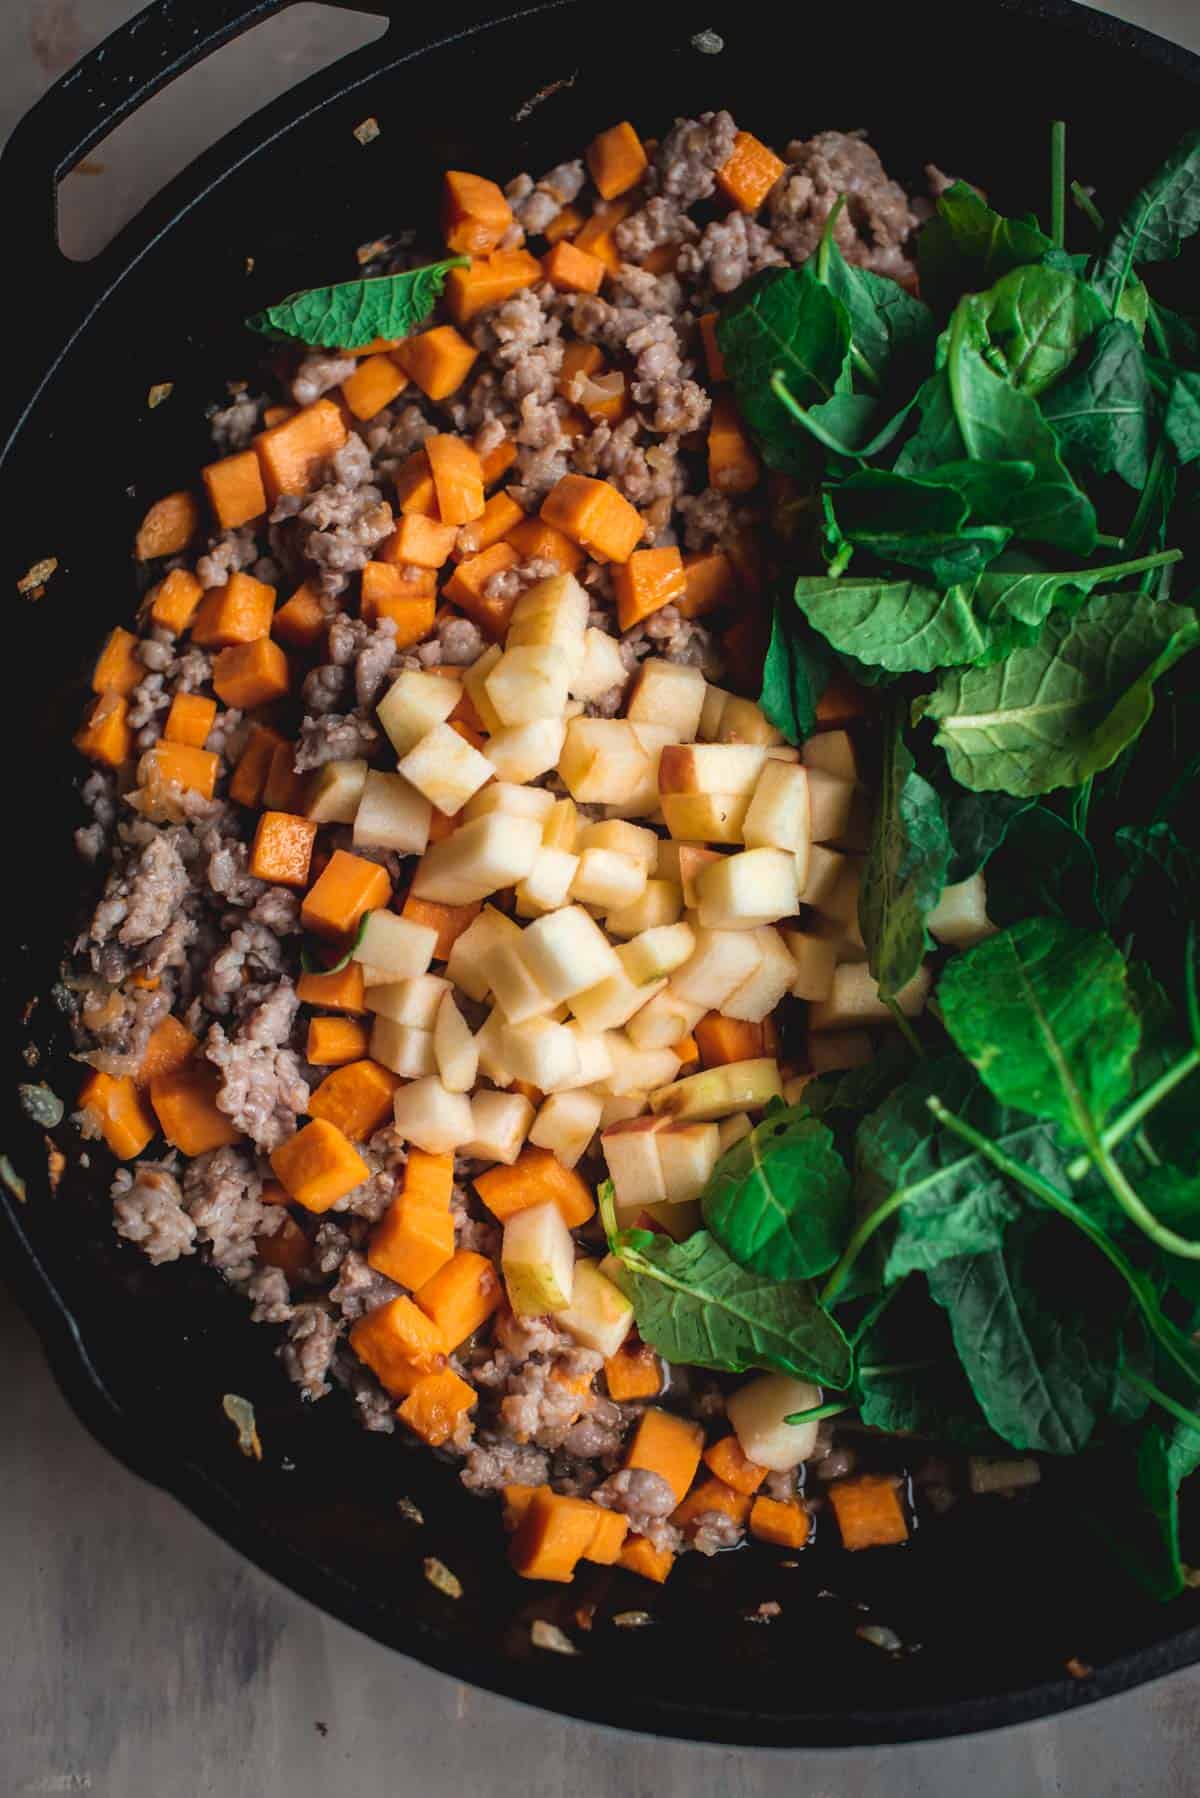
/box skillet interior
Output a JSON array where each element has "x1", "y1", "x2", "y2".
[{"x1": 4, "y1": 0, "x2": 1200, "y2": 1745}]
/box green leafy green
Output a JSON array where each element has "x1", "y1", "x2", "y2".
[
  {"x1": 1164, "y1": 369, "x2": 1200, "y2": 464},
  {"x1": 817, "y1": 234, "x2": 937, "y2": 387},
  {"x1": 1091, "y1": 129, "x2": 1200, "y2": 313},
  {"x1": 855, "y1": 1280, "x2": 994, "y2": 1444},
  {"x1": 859, "y1": 702, "x2": 951, "y2": 997},
  {"x1": 919, "y1": 182, "x2": 1054, "y2": 316},
  {"x1": 717, "y1": 268, "x2": 850, "y2": 476},
  {"x1": 701, "y1": 1110, "x2": 851, "y2": 1280},
  {"x1": 983, "y1": 805, "x2": 1101, "y2": 927},
  {"x1": 759, "y1": 589, "x2": 831, "y2": 743},
  {"x1": 923, "y1": 588, "x2": 1200, "y2": 796},
  {"x1": 247, "y1": 258, "x2": 469, "y2": 348},
  {"x1": 793, "y1": 571, "x2": 995, "y2": 674},
  {"x1": 1040, "y1": 320, "x2": 1153, "y2": 488},
  {"x1": 966, "y1": 263, "x2": 1106, "y2": 396}
]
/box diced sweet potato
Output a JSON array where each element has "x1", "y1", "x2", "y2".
[
  {"x1": 296, "y1": 961, "x2": 367, "y2": 1013},
  {"x1": 703, "y1": 1433, "x2": 769, "y2": 1495},
  {"x1": 679, "y1": 550, "x2": 736, "y2": 619},
  {"x1": 695, "y1": 1015, "x2": 764, "y2": 1068},
  {"x1": 624, "y1": 1408, "x2": 704, "y2": 1504},
  {"x1": 542, "y1": 240, "x2": 605, "y2": 294},
  {"x1": 254, "y1": 398, "x2": 347, "y2": 502},
  {"x1": 573, "y1": 196, "x2": 635, "y2": 274},
  {"x1": 614, "y1": 546, "x2": 685, "y2": 631},
  {"x1": 716, "y1": 130, "x2": 786, "y2": 213},
  {"x1": 443, "y1": 169, "x2": 513, "y2": 256},
  {"x1": 229, "y1": 723, "x2": 286, "y2": 808},
  {"x1": 256, "y1": 1214, "x2": 311, "y2": 1281},
  {"x1": 509, "y1": 1489, "x2": 601, "y2": 1582},
  {"x1": 826, "y1": 1474, "x2": 909, "y2": 1550},
  {"x1": 453, "y1": 490, "x2": 525, "y2": 560},
  {"x1": 480, "y1": 438, "x2": 517, "y2": 487},
  {"x1": 149, "y1": 1065, "x2": 242, "y2": 1155},
  {"x1": 271, "y1": 1116, "x2": 370, "y2": 1213},
  {"x1": 541, "y1": 474, "x2": 644, "y2": 564},
  {"x1": 415, "y1": 1249, "x2": 503, "y2": 1349},
  {"x1": 604, "y1": 1340, "x2": 662, "y2": 1402},
  {"x1": 398, "y1": 1368, "x2": 477, "y2": 1445},
  {"x1": 586, "y1": 121, "x2": 648, "y2": 201},
  {"x1": 404, "y1": 1149, "x2": 455, "y2": 1208},
  {"x1": 202, "y1": 450, "x2": 267, "y2": 530},
  {"x1": 306, "y1": 1016, "x2": 370, "y2": 1066},
  {"x1": 370, "y1": 1193, "x2": 455, "y2": 1290},
  {"x1": 212, "y1": 637, "x2": 290, "y2": 709},
  {"x1": 149, "y1": 567, "x2": 204, "y2": 633},
  {"x1": 350, "y1": 1294, "x2": 446, "y2": 1396},
  {"x1": 584, "y1": 1507, "x2": 629, "y2": 1565},
  {"x1": 75, "y1": 694, "x2": 132, "y2": 768},
  {"x1": 307, "y1": 1058, "x2": 399, "y2": 1139},
  {"x1": 474, "y1": 1148, "x2": 595, "y2": 1228},
  {"x1": 394, "y1": 449, "x2": 439, "y2": 517},
  {"x1": 505, "y1": 515, "x2": 585, "y2": 575},
  {"x1": 708, "y1": 392, "x2": 761, "y2": 495},
  {"x1": 395, "y1": 326, "x2": 479, "y2": 401},
  {"x1": 544, "y1": 204, "x2": 584, "y2": 245},
  {"x1": 162, "y1": 692, "x2": 217, "y2": 749},
  {"x1": 78, "y1": 1070, "x2": 156, "y2": 1160},
  {"x1": 249, "y1": 810, "x2": 318, "y2": 887},
  {"x1": 192, "y1": 571, "x2": 276, "y2": 647},
  {"x1": 425, "y1": 434, "x2": 485, "y2": 526},
  {"x1": 389, "y1": 511, "x2": 459, "y2": 569},
  {"x1": 146, "y1": 741, "x2": 219, "y2": 799},
  {"x1": 135, "y1": 489, "x2": 200, "y2": 559},
  {"x1": 672, "y1": 1476, "x2": 752, "y2": 1532},
  {"x1": 300, "y1": 849, "x2": 391, "y2": 940},
  {"x1": 444, "y1": 251, "x2": 543, "y2": 325},
  {"x1": 272, "y1": 582, "x2": 327, "y2": 649},
  {"x1": 360, "y1": 563, "x2": 437, "y2": 643},
  {"x1": 137, "y1": 1015, "x2": 198, "y2": 1087},
  {"x1": 92, "y1": 627, "x2": 142, "y2": 696},
  {"x1": 442, "y1": 542, "x2": 520, "y2": 638},
  {"x1": 341, "y1": 351, "x2": 408, "y2": 420},
  {"x1": 698, "y1": 311, "x2": 726, "y2": 383},
  {"x1": 399, "y1": 894, "x2": 481, "y2": 960},
  {"x1": 617, "y1": 1534, "x2": 674, "y2": 1583},
  {"x1": 749, "y1": 1495, "x2": 811, "y2": 1549},
  {"x1": 262, "y1": 742, "x2": 310, "y2": 814}
]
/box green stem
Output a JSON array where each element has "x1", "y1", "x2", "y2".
[
  {"x1": 784, "y1": 1400, "x2": 848, "y2": 1426},
  {"x1": 1070, "y1": 181, "x2": 1105, "y2": 236},
  {"x1": 1050, "y1": 121, "x2": 1067, "y2": 251},
  {"x1": 858, "y1": 1358, "x2": 938, "y2": 1380},
  {"x1": 1066, "y1": 1047, "x2": 1200, "y2": 1180},
  {"x1": 817, "y1": 195, "x2": 846, "y2": 286},
  {"x1": 1124, "y1": 438, "x2": 1169, "y2": 551},
  {"x1": 926, "y1": 1096, "x2": 1200, "y2": 1392},
  {"x1": 1186, "y1": 922, "x2": 1200, "y2": 1051},
  {"x1": 1094, "y1": 532, "x2": 1124, "y2": 548},
  {"x1": 820, "y1": 1159, "x2": 961, "y2": 1308},
  {"x1": 849, "y1": 344, "x2": 882, "y2": 392},
  {"x1": 1073, "y1": 775, "x2": 1094, "y2": 838},
  {"x1": 768, "y1": 371, "x2": 914, "y2": 462},
  {"x1": 1148, "y1": 302, "x2": 1173, "y2": 365},
  {"x1": 1126, "y1": 1370, "x2": 1200, "y2": 1438},
  {"x1": 1091, "y1": 547, "x2": 1181, "y2": 583},
  {"x1": 828, "y1": 540, "x2": 855, "y2": 578},
  {"x1": 885, "y1": 997, "x2": 925, "y2": 1057}
]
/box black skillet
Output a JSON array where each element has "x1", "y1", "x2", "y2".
[{"x1": 3, "y1": 0, "x2": 1200, "y2": 1747}]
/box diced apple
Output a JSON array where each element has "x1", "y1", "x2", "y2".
[
  {"x1": 529, "y1": 1089, "x2": 604, "y2": 1169},
  {"x1": 570, "y1": 627, "x2": 628, "y2": 703},
  {"x1": 715, "y1": 694, "x2": 784, "y2": 746},
  {"x1": 697, "y1": 684, "x2": 730, "y2": 740},
  {"x1": 463, "y1": 1087, "x2": 535, "y2": 1163},
  {"x1": 519, "y1": 905, "x2": 620, "y2": 1002},
  {"x1": 625, "y1": 988, "x2": 706, "y2": 1050},
  {"x1": 667, "y1": 924, "x2": 763, "y2": 1011},
  {"x1": 781, "y1": 929, "x2": 838, "y2": 1001},
  {"x1": 483, "y1": 718, "x2": 565, "y2": 785},
  {"x1": 397, "y1": 720, "x2": 494, "y2": 816},
  {"x1": 618, "y1": 922, "x2": 696, "y2": 986},
  {"x1": 485, "y1": 645, "x2": 569, "y2": 725},
  {"x1": 727, "y1": 1373, "x2": 823, "y2": 1469},
  {"x1": 571, "y1": 846, "x2": 647, "y2": 912},
  {"x1": 305, "y1": 757, "x2": 368, "y2": 824},
  {"x1": 927, "y1": 874, "x2": 996, "y2": 948},
  {"x1": 742, "y1": 761, "x2": 811, "y2": 869},
  {"x1": 501, "y1": 1200, "x2": 576, "y2": 1315},
  {"x1": 818, "y1": 859, "x2": 865, "y2": 943},
  {"x1": 642, "y1": 1199, "x2": 702, "y2": 1240},
  {"x1": 501, "y1": 1015, "x2": 583, "y2": 1091},
  {"x1": 658, "y1": 1120, "x2": 720, "y2": 1204},
  {"x1": 369, "y1": 1017, "x2": 437, "y2": 1078},
  {"x1": 377, "y1": 668, "x2": 460, "y2": 756},
  {"x1": 658, "y1": 742, "x2": 768, "y2": 800},
  {"x1": 813, "y1": 913, "x2": 869, "y2": 963},
  {"x1": 352, "y1": 770, "x2": 432, "y2": 856},
  {"x1": 559, "y1": 718, "x2": 650, "y2": 804},
  {"x1": 801, "y1": 843, "x2": 848, "y2": 912},
  {"x1": 660, "y1": 792, "x2": 749, "y2": 844},
  {"x1": 803, "y1": 728, "x2": 859, "y2": 784},
  {"x1": 695, "y1": 847, "x2": 800, "y2": 929},
  {"x1": 392, "y1": 1076, "x2": 474, "y2": 1153},
  {"x1": 552, "y1": 1260, "x2": 634, "y2": 1358},
  {"x1": 675, "y1": 844, "x2": 724, "y2": 907},
  {"x1": 562, "y1": 1024, "x2": 614, "y2": 1089},
  {"x1": 602, "y1": 1115, "x2": 668, "y2": 1210},
  {"x1": 809, "y1": 962, "x2": 931, "y2": 1032},
  {"x1": 410, "y1": 813, "x2": 542, "y2": 905},
  {"x1": 649, "y1": 1057, "x2": 783, "y2": 1121},
  {"x1": 485, "y1": 939, "x2": 555, "y2": 1024},
  {"x1": 434, "y1": 992, "x2": 478, "y2": 1093},
  {"x1": 569, "y1": 968, "x2": 665, "y2": 1035},
  {"x1": 445, "y1": 905, "x2": 521, "y2": 1002},
  {"x1": 807, "y1": 1029, "x2": 873, "y2": 1075},
  {"x1": 542, "y1": 797, "x2": 578, "y2": 852},
  {"x1": 507, "y1": 571, "x2": 588, "y2": 668},
  {"x1": 464, "y1": 781, "x2": 556, "y2": 823},
  {"x1": 515, "y1": 846, "x2": 580, "y2": 916},
  {"x1": 606, "y1": 878, "x2": 683, "y2": 938},
  {"x1": 718, "y1": 1111, "x2": 753, "y2": 1153},
  {"x1": 473, "y1": 1008, "x2": 514, "y2": 1088},
  {"x1": 366, "y1": 974, "x2": 450, "y2": 1025},
  {"x1": 626, "y1": 658, "x2": 706, "y2": 742},
  {"x1": 462, "y1": 643, "x2": 506, "y2": 734},
  {"x1": 722, "y1": 926, "x2": 797, "y2": 1023},
  {"x1": 353, "y1": 910, "x2": 436, "y2": 981},
  {"x1": 578, "y1": 819, "x2": 658, "y2": 870},
  {"x1": 807, "y1": 767, "x2": 856, "y2": 843},
  {"x1": 602, "y1": 1035, "x2": 682, "y2": 1097},
  {"x1": 599, "y1": 1092, "x2": 648, "y2": 1129}
]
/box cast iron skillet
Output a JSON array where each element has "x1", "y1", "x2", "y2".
[{"x1": 3, "y1": 0, "x2": 1200, "y2": 1747}]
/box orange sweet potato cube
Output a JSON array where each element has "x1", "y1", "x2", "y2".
[
  {"x1": 614, "y1": 546, "x2": 686, "y2": 631},
  {"x1": 149, "y1": 566, "x2": 204, "y2": 634},
  {"x1": 672, "y1": 1476, "x2": 752, "y2": 1533},
  {"x1": 558, "y1": 340, "x2": 605, "y2": 398},
  {"x1": 271, "y1": 1116, "x2": 369, "y2": 1212},
  {"x1": 92, "y1": 627, "x2": 142, "y2": 696},
  {"x1": 263, "y1": 743, "x2": 308, "y2": 813},
  {"x1": 749, "y1": 1495, "x2": 811, "y2": 1549},
  {"x1": 254, "y1": 397, "x2": 348, "y2": 502},
  {"x1": 695, "y1": 1015, "x2": 764, "y2": 1068},
  {"x1": 586, "y1": 121, "x2": 648, "y2": 201},
  {"x1": 573, "y1": 197, "x2": 635, "y2": 274},
  {"x1": 137, "y1": 1015, "x2": 199, "y2": 1087},
  {"x1": 583, "y1": 1507, "x2": 629, "y2": 1565},
  {"x1": 192, "y1": 571, "x2": 276, "y2": 647},
  {"x1": 509, "y1": 1489, "x2": 601, "y2": 1582},
  {"x1": 616, "y1": 1533, "x2": 674, "y2": 1584},
  {"x1": 359, "y1": 563, "x2": 437, "y2": 644},
  {"x1": 542, "y1": 240, "x2": 606, "y2": 294},
  {"x1": 395, "y1": 326, "x2": 478, "y2": 401},
  {"x1": 703, "y1": 1433, "x2": 770, "y2": 1495},
  {"x1": 307, "y1": 1058, "x2": 399, "y2": 1140},
  {"x1": 249, "y1": 810, "x2": 318, "y2": 887},
  {"x1": 296, "y1": 961, "x2": 367, "y2": 1013},
  {"x1": 501, "y1": 1483, "x2": 546, "y2": 1531},
  {"x1": 441, "y1": 542, "x2": 520, "y2": 638},
  {"x1": 443, "y1": 169, "x2": 514, "y2": 256},
  {"x1": 679, "y1": 549, "x2": 737, "y2": 619},
  {"x1": 256, "y1": 1214, "x2": 311, "y2": 1282},
  {"x1": 827, "y1": 1474, "x2": 909, "y2": 1550},
  {"x1": 716, "y1": 130, "x2": 786, "y2": 213},
  {"x1": 473, "y1": 1148, "x2": 595, "y2": 1228},
  {"x1": 370, "y1": 1194, "x2": 455, "y2": 1290},
  {"x1": 75, "y1": 694, "x2": 132, "y2": 768},
  {"x1": 146, "y1": 741, "x2": 219, "y2": 799},
  {"x1": 453, "y1": 491, "x2": 524, "y2": 560},
  {"x1": 504, "y1": 516, "x2": 585, "y2": 575},
  {"x1": 698, "y1": 311, "x2": 726, "y2": 382},
  {"x1": 403, "y1": 1149, "x2": 455, "y2": 1208},
  {"x1": 149, "y1": 1065, "x2": 242, "y2": 1155},
  {"x1": 389, "y1": 512, "x2": 459, "y2": 569},
  {"x1": 399, "y1": 894, "x2": 480, "y2": 960},
  {"x1": 341, "y1": 351, "x2": 408, "y2": 421},
  {"x1": 350, "y1": 1294, "x2": 447, "y2": 1396},
  {"x1": 212, "y1": 638, "x2": 290, "y2": 709},
  {"x1": 480, "y1": 438, "x2": 517, "y2": 487},
  {"x1": 624, "y1": 1408, "x2": 704, "y2": 1504},
  {"x1": 163, "y1": 692, "x2": 217, "y2": 749},
  {"x1": 540, "y1": 474, "x2": 644, "y2": 564},
  {"x1": 398, "y1": 1368, "x2": 477, "y2": 1445},
  {"x1": 544, "y1": 204, "x2": 584, "y2": 245},
  {"x1": 301, "y1": 849, "x2": 391, "y2": 941},
  {"x1": 202, "y1": 449, "x2": 267, "y2": 530},
  {"x1": 229, "y1": 723, "x2": 286, "y2": 808},
  {"x1": 604, "y1": 1341, "x2": 662, "y2": 1403},
  {"x1": 394, "y1": 449, "x2": 439, "y2": 517},
  {"x1": 708, "y1": 392, "x2": 761, "y2": 495},
  {"x1": 415, "y1": 1250, "x2": 503, "y2": 1350},
  {"x1": 272, "y1": 582, "x2": 327, "y2": 649},
  {"x1": 444, "y1": 252, "x2": 542, "y2": 326},
  {"x1": 425, "y1": 434, "x2": 485, "y2": 526},
  {"x1": 135, "y1": 489, "x2": 200, "y2": 560},
  {"x1": 306, "y1": 1016, "x2": 370, "y2": 1066},
  {"x1": 78, "y1": 1070, "x2": 156, "y2": 1161}
]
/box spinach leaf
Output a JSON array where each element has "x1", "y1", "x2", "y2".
[
  {"x1": 759, "y1": 589, "x2": 831, "y2": 743},
  {"x1": 936, "y1": 917, "x2": 1140, "y2": 1134},
  {"x1": 893, "y1": 370, "x2": 968, "y2": 475},
  {"x1": 802, "y1": 1036, "x2": 914, "y2": 1141},
  {"x1": 718, "y1": 268, "x2": 850, "y2": 475},
  {"x1": 818, "y1": 236, "x2": 937, "y2": 387},
  {"x1": 939, "y1": 787, "x2": 1033, "y2": 883},
  {"x1": 247, "y1": 258, "x2": 468, "y2": 348},
  {"x1": 1091, "y1": 128, "x2": 1200, "y2": 313},
  {"x1": 1040, "y1": 319, "x2": 1154, "y2": 489},
  {"x1": 605, "y1": 1226, "x2": 853, "y2": 1387},
  {"x1": 855, "y1": 1279, "x2": 995, "y2": 1445},
  {"x1": 1164, "y1": 369, "x2": 1200, "y2": 465},
  {"x1": 928, "y1": 1213, "x2": 1124, "y2": 1454},
  {"x1": 823, "y1": 468, "x2": 1013, "y2": 585},
  {"x1": 968, "y1": 263, "x2": 1106, "y2": 396},
  {"x1": 793, "y1": 572, "x2": 994, "y2": 673},
  {"x1": 859, "y1": 703, "x2": 951, "y2": 997},
  {"x1": 983, "y1": 805, "x2": 1102, "y2": 927},
  {"x1": 1084, "y1": 1419, "x2": 1200, "y2": 1601},
  {"x1": 922, "y1": 589, "x2": 1200, "y2": 796},
  {"x1": 918, "y1": 182, "x2": 1054, "y2": 317},
  {"x1": 701, "y1": 1110, "x2": 851, "y2": 1281}
]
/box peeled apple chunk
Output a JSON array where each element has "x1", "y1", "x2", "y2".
[
  {"x1": 694, "y1": 847, "x2": 800, "y2": 929},
  {"x1": 657, "y1": 1120, "x2": 721, "y2": 1204},
  {"x1": 410, "y1": 813, "x2": 542, "y2": 905},
  {"x1": 396, "y1": 720, "x2": 493, "y2": 815},
  {"x1": 485, "y1": 644, "x2": 570, "y2": 725},
  {"x1": 445, "y1": 906, "x2": 520, "y2": 1002},
  {"x1": 808, "y1": 962, "x2": 931, "y2": 1033},
  {"x1": 519, "y1": 905, "x2": 620, "y2": 1002},
  {"x1": 926, "y1": 874, "x2": 996, "y2": 948},
  {"x1": 463, "y1": 1088, "x2": 534, "y2": 1164},
  {"x1": 353, "y1": 910, "x2": 437, "y2": 980},
  {"x1": 601, "y1": 1115, "x2": 667, "y2": 1210},
  {"x1": 618, "y1": 923, "x2": 696, "y2": 986},
  {"x1": 552, "y1": 1260, "x2": 634, "y2": 1359},
  {"x1": 377, "y1": 668, "x2": 459, "y2": 756},
  {"x1": 529, "y1": 1088, "x2": 604, "y2": 1169},
  {"x1": 625, "y1": 658, "x2": 706, "y2": 741},
  {"x1": 558, "y1": 718, "x2": 652, "y2": 804},
  {"x1": 352, "y1": 770, "x2": 432, "y2": 856},
  {"x1": 727, "y1": 1373, "x2": 824, "y2": 1469},
  {"x1": 649, "y1": 1057, "x2": 783, "y2": 1122},
  {"x1": 501, "y1": 1200, "x2": 576, "y2": 1316},
  {"x1": 464, "y1": 781, "x2": 556, "y2": 824},
  {"x1": 306, "y1": 758, "x2": 367, "y2": 825},
  {"x1": 434, "y1": 992, "x2": 478, "y2": 1092},
  {"x1": 570, "y1": 627, "x2": 628, "y2": 702},
  {"x1": 392, "y1": 1077, "x2": 474, "y2": 1153}
]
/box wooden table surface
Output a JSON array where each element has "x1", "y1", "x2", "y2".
[{"x1": 5, "y1": 4, "x2": 1200, "y2": 1792}]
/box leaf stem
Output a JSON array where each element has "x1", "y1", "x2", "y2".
[
  {"x1": 784, "y1": 1401, "x2": 848, "y2": 1426},
  {"x1": 1051, "y1": 121, "x2": 1067, "y2": 251},
  {"x1": 1070, "y1": 181, "x2": 1105, "y2": 236},
  {"x1": 1066, "y1": 1047, "x2": 1200, "y2": 1180},
  {"x1": 1094, "y1": 532, "x2": 1124, "y2": 549},
  {"x1": 768, "y1": 371, "x2": 913, "y2": 461},
  {"x1": 885, "y1": 998, "x2": 925, "y2": 1057},
  {"x1": 1125, "y1": 1369, "x2": 1200, "y2": 1437},
  {"x1": 827, "y1": 540, "x2": 855, "y2": 579},
  {"x1": 1123, "y1": 438, "x2": 1169, "y2": 552}
]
